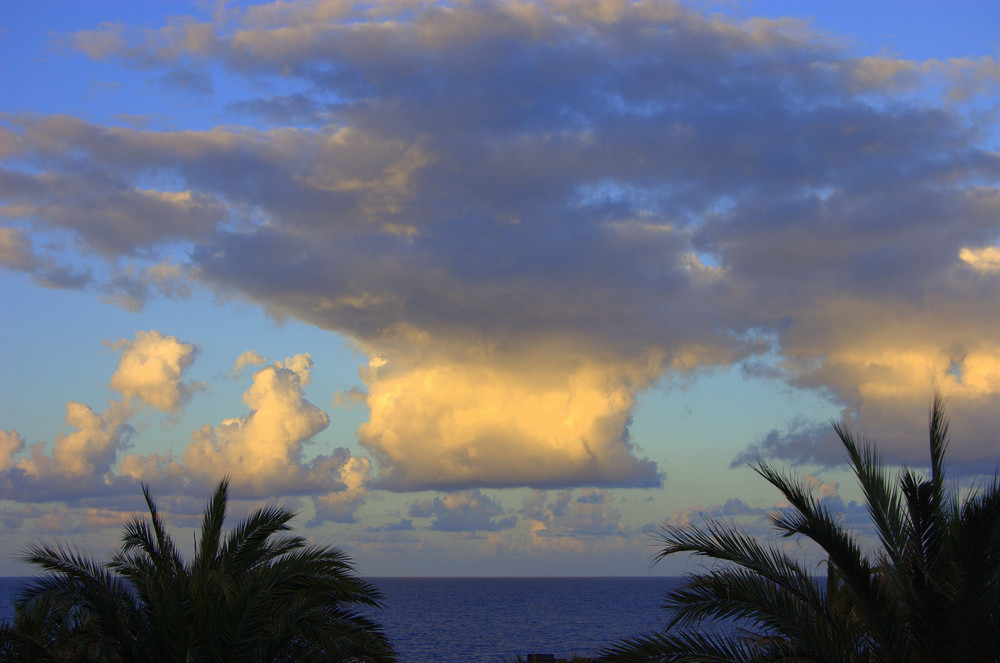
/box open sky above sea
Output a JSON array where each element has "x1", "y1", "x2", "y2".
[{"x1": 1, "y1": 0, "x2": 998, "y2": 577}]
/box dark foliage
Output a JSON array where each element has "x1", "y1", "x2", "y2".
[
  {"x1": 601, "y1": 396, "x2": 1000, "y2": 663},
  {"x1": 0, "y1": 479, "x2": 396, "y2": 663}
]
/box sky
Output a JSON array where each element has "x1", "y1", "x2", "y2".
[{"x1": 1, "y1": 0, "x2": 998, "y2": 577}]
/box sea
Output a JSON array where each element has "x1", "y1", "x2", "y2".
[{"x1": 1, "y1": 576, "x2": 682, "y2": 662}]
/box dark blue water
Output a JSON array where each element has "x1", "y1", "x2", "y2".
[{"x1": 1, "y1": 576, "x2": 681, "y2": 662}]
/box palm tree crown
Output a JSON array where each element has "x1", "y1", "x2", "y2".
[
  {"x1": 601, "y1": 397, "x2": 1000, "y2": 663},
  {"x1": 1, "y1": 479, "x2": 396, "y2": 663}
]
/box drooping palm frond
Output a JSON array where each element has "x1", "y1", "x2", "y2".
[{"x1": 602, "y1": 397, "x2": 999, "y2": 663}]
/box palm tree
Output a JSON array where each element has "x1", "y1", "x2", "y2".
[
  {"x1": 0, "y1": 479, "x2": 396, "y2": 663},
  {"x1": 601, "y1": 397, "x2": 1000, "y2": 663}
]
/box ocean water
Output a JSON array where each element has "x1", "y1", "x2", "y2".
[{"x1": 1, "y1": 576, "x2": 682, "y2": 662}]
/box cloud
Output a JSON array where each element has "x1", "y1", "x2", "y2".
[
  {"x1": 666, "y1": 496, "x2": 769, "y2": 528},
  {"x1": 231, "y1": 349, "x2": 267, "y2": 377},
  {"x1": 311, "y1": 455, "x2": 372, "y2": 524},
  {"x1": 118, "y1": 352, "x2": 371, "y2": 520},
  {"x1": 1, "y1": 0, "x2": 998, "y2": 488},
  {"x1": 960, "y1": 245, "x2": 1000, "y2": 273},
  {"x1": 0, "y1": 162, "x2": 228, "y2": 257},
  {"x1": 121, "y1": 354, "x2": 331, "y2": 493},
  {"x1": 102, "y1": 260, "x2": 193, "y2": 312},
  {"x1": 522, "y1": 488, "x2": 631, "y2": 538},
  {"x1": 408, "y1": 489, "x2": 517, "y2": 532},
  {"x1": 0, "y1": 226, "x2": 34, "y2": 270},
  {"x1": 1, "y1": 337, "x2": 371, "y2": 522},
  {"x1": 0, "y1": 430, "x2": 25, "y2": 473},
  {"x1": 358, "y1": 351, "x2": 663, "y2": 490},
  {"x1": 0, "y1": 399, "x2": 135, "y2": 501},
  {"x1": 332, "y1": 386, "x2": 367, "y2": 408},
  {"x1": 156, "y1": 68, "x2": 214, "y2": 95},
  {"x1": 108, "y1": 330, "x2": 201, "y2": 412},
  {"x1": 366, "y1": 518, "x2": 415, "y2": 533},
  {"x1": 0, "y1": 332, "x2": 204, "y2": 501},
  {"x1": 730, "y1": 418, "x2": 838, "y2": 468},
  {"x1": 0, "y1": 226, "x2": 92, "y2": 290}
]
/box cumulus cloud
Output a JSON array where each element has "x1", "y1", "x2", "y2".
[
  {"x1": 0, "y1": 330, "x2": 200, "y2": 499},
  {"x1": 109, "y1": 330, "x2": 201, "y2": 412},
  {"x1": 0, "y1": 430, "x2": 25, "y2": 473},
  {"x1": 359, "y1": 351, "x2": 663, "y2": 490},
  {"x1": 117, "y1": 352, "x2": 372, "y2": 522},
  {"x1": 2, "y1": 338, "x2": 371, "y2": 522},
  {"x1": 1, "y1": 0, "x2": 998, "y2": 487},
  {"x1": 311, "y1": 455, "x2": 372, "y2": 524},
  {"x1": 0, "y1": 399, "x2": 135, "y2": 501},
  {"x1": 121, "y1": 354, "x2": 329, "y2": 491}
]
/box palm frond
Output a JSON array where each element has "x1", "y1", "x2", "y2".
[
  {"x1": 606, "y1": 398, "x2": 996, "y2": 663},
  {"x1": 194, "y1": 477, "x2": 229, "y2": 570},
  {"x1": 835, "y1": 423, "x2": 906, "y2": 569},
  {"x1": 8, "y1": 479, "x2": 395, "y2": 663}
]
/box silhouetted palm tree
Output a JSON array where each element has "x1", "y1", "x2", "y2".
[
  {"x1": 1, "y1": 479, "x2": 396, "y2": 663},
  {"x1": 601, "y1": 397, "x2": 1000, "y2": 663}
]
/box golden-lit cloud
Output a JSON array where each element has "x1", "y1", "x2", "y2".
[
  {"x1": 358, "y1": 346, "x2": 662, "y2": 490},
  {"x1": 231, "y1": 349, "x2": 267, "y2": 376},
  {"x1": 1, "y1": 338, "x2": 371, "y2": 521},
  {"x1": 0, "y1": 430, "x2": 25, "y2": 473},
  {"x1": 109, "y1": 330, "x2": 201, "y2": 412},
  {"x1": 960, "y1": 245, "x2": 1000, "y2": 273},
  {"x1": 116, "y1": 351, "x2": 373, "y2": 520},
  {"x1": 2, "y1": 398, "x2": 132, "y2": 491},
  {"x1": 177, "y1": 355, "x2": 329, "y2": 487}
]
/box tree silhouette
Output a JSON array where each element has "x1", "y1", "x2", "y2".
[
  {"x1": 602, "y1": 397, "x2": 999, "y2": 663},
  {"x1": 1, "y1": 479, "x2": 396, "y2": 663}
]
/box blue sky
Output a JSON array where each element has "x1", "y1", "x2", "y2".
[{"x1": 1, "y1": 0, "x2": 998, "y2": 577}]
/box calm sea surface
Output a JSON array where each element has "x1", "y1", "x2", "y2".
[{"x1": 2, "y1": 576, "x2": 681, "y2": 662}]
